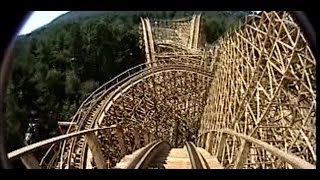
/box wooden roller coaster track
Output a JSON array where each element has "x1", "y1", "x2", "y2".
[{"x1": 8, "y1": 11, "x2": 316, "y2": 169}]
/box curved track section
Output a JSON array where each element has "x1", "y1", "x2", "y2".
[
  {"x1": 120, "y1": 141, "x2": 170, "y2": 169},
  {"x1": 185, "y1": 141, "x2": 209, "y2": 169},
  {"x1": 115, "y1": 141, "x2": 211, "y2": 169},
  {"x1": 56, "y1": 61, "x2": 214, "y2": 169},
  {"x1": 8, "y1": 11, "x2": 316, "y2": 169},
  {"x1": 92, "y1": 63, "x2": 214, "y2": 168}
]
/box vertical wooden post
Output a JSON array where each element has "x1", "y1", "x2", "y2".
[
  {"x1": 197, "y1": 136, "x2": 201, "y2": 147},
  {"x1": 206, "y1": 132, "x2": 214, "y2": 154},
  {"x1": 145, "y1": 18, "x2": 155, "y2": 63},
  {"x1": 87, "y1": 132, "x2": 106, "y2": 169},
  {"x1": 20, "y1": 153, "x2": 41, "y2": 169},
  {"x1": 193, "y1": 15, "x2": 201, "y2": 49},
  {"x1": 140, "y1": 18, "x2": 151, "y2": 64},
  {"x1": 116, "y1": 126, "x2": 126, "y2": 156},
  {"x1": 143, "y1": 129, "x2": 149, "y2": 146},
  {"x1": 201, "y1": 133, "x2": 208, "y2": 148},
  {"x1": 234, "y1": 140, "x2": 251, "y2": 169},
  {"x1": 216, "y1": 133, "x2": 227, "y2": 162},
  {"x1": 189, "y1": 15, "x2": 196, "y2": 49},
  {"x1": 199, "y1": 134, "x2": 204, "y2": 148},
  {"x1": 133, "y1": 128, "x2": 141, "y2": 150}
]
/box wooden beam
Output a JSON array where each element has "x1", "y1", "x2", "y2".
[
  {"x1": 189, "y1": 15, "x2": 195, "y2": 49},
  {"x1": 193, "y1": 15, "x2": 201, "y2": 49},
  {"x1": 204, "y1": 129, "x2": 316, "y2": 169},
  {"x1": 57, "y1": 121, "x2": 77, "y2": 127},
  {"x1": 140, "y1": 18, "x2": 151, "y2": 64},
  {"x1": 8, "y1": 125, "x2": 117, "y2": 160},
  {"x1": 116, "y1": 126, "x2": 127, "y2": 156},
  {"x1": 201, "y1": 133, "x2": 208, "y2": 148},
  {"x1": 234, "y1": 140, "x2": 251, "y2": 169},
  {"x1": 216, "y1": 133, "x2": 227, "y2": 162},
  {"x1": 145, "y1": 18, "x2": 156, "y2": 63},
  {"x1": 133, "y1": 128, "x2": 141, "y2": 149},
  {"x1": 143, "y1": 130, "x2": 149, "y2": 146},
  {"x1": 87, "y1": 132, "x2": 106, "y2": 169},
  {"x1": 205, "y1": 132, "x2": 214, "y2": 154}
]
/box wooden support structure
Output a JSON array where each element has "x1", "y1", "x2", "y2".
[
  {"x1": 58, "y1": 121, "x2": 77, "y2": 127},
  {"x1": 201, "y1": 132, "x2": 207, "y2": 148},
  {"x1": 189, "y1": 15, "x2": 196, "y2": 49},
  {"x1": 234, "y1": 140, "x2": 251, "y2": 169},
  {"x1": 140, "y1": 18, "x2": 151, "y2": 64},
  {"x1": 87, "y1": 132, "x2": 106, "y2": 169},
  {"x1": 199, "y1": 11, "x2": 316, "y2": 168},
  {"x1": 205, "y1": 132, "x2": 214, "y2": 154},
  {"x1": 199, "y1": 129, "x2": 316, "y2": 169},
  {"x1": 216, "y1": 133, "x2": 227, "y2": 162},
  {"x1": 116, "y1": 126, "x2": 127, "y2": 156},
  {"x1": 145, "y1": 18, "x2": 156, "y2": 63},
  {"x1": 133, "y1": 128, "x2": 141, "y2": 150},
  {"x1": 20, "y1": 11, "x2": 315, "y2": 169},
  {"x1": 193, "y1": 15, "x2": 201, "y2": 49},
  {"x1": 143, "y1": 130, "x2": 149, "y2": 146}
]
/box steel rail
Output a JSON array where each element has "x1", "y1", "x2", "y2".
[
  {"x1": 124, "y1": 141, "x2": 170, "y2": 169},
  {"x1": 185, "y1": 141, "x2": 209, "y2": 169}
]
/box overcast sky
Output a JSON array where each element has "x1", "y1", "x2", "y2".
[{"x1": 18, "y1": 11, "x2": 69, "y2": 35}]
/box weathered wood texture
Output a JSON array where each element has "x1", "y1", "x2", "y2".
[
  {"x1": 11, "y1": 11, "x2": 315, "y2": 169},
  {"x1": 199, "y1": 11, "x2": 316, "y2": 169}
]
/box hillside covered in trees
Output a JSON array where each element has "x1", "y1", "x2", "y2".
[{"x1": 5, "y1": 11, "x2": 249, "y2": 153}]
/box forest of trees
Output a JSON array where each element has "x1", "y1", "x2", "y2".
[{"x1": 4, "y1": 11, "x2": 249, "y2": 153}]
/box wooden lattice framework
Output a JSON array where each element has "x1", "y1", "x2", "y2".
[
  {"x1": 199, "y1": 11, "x2": 316, "y2": 168},
  {"x1": 88, "y1": 14, "x2": 213, "y2": 167},
  {"x1": 8, "y1": 11, "x2": 316, "y2": 169},
  {"x1": 48, "y1": 14, "x2": 213, "y2": 169}
]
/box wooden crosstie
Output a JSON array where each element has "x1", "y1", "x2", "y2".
[{"x1": 8, "y1": 11, "x2": 316, "y2": 169}]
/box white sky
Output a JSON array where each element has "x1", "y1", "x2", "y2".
[
  {"x1": 18, "y1": 11, "x2": 69, "y2": 35},
  {"x1": 18, "y1": 11, "x2": 260, "y2": 35}
]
